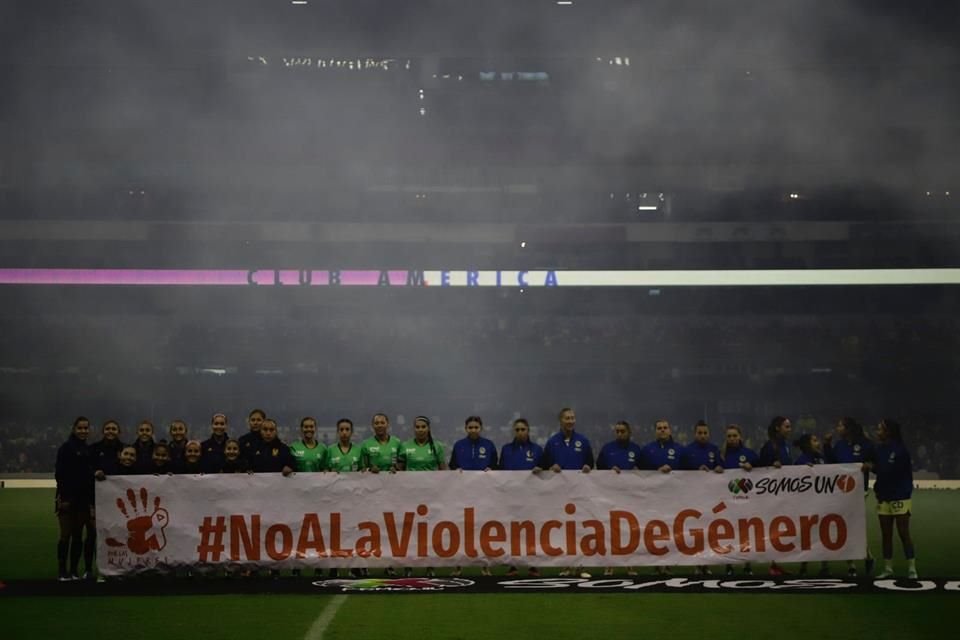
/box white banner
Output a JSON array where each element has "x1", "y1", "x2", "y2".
[{"x1": 96, "y1": 465, "x2": 866, "y2": 575}]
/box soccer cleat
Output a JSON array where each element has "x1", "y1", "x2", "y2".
[
  {"x1": 875, "y1": 570, "x2": 894, "y2": 579},
  {"x1": 450, "y1": 567, "x2": 462, "y2": 577},
  {"x1": 603, "y1": 568, "x2": 614, "y2": 577},
  {"x1": 527, "y1": 567, "x2": 540, "y2": 577},
  {"x1": 768, "y1": 565, "x2": 786, "y2": 577},
  {"x1": 426, "y1": 568, "x2": 436, "y2": 578},
  {"x1": 329, "y1": 569, "x2": 339, "y2": 578},
  {"x1": 481, "y1": 567, "x2": 492, "y2": 577},
  {"x1": 58, "y1": 573, "x2": 72, "y2": 582},
  {"x1": 579, "y1": 571, "x2": 593, "y2": 579},
  {"x1": 403, "y1": 568, "x2": 413, "y2": 578},
  {"x1": 847, "y1": 567, "x2": 857, "y2": 578},
  {"x1": 70, "y1": 574, "x2": 81, "y2": 582},
  {"x1": 626, "y1": 568, "x2": 638, "y2": 576},
  {"x1": 744, "y1": 567, "x2": 754, "y2": 576},
  {"x1": 907, "y1": 569, "x2": 919, "y2": 580},
  {"x1": 725, "y1": 566, "x2": 735, "y2": 577},
  {"x1": 505, "y1": 567, "x2": 519, "y2": 577},
  {"x1": 558, "y1": 570, "x2": 572, "y2": 577},
  {"x1": 384, "y1": 568, "x2": 397, "y2": 577}
]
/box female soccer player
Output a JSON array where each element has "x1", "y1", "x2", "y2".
[
  {"x1": 639, "y1": 419, "x2": 680, "y2": 473},
  {"x1": 759, "y1": 416, "x2": 793, "y2": 576},
  {"x1": 132, "y1": 420, "x2": 156, "y2": 473},
  {"x1": 239, "y1": 409, "x2": 267, "y2": 464},
  {"x1": 218, "y1": 439, "x2": 248, "y2": 473},
  {"x1": 536, "y1": 408, "x2": 593, "y2": 579},
  {"x1": 824, "y1": 416, "x2": 876, "y2": 576},
  {"x1": 360, "y1": 413, "x2": 402, "y2": 473},
  {"x1": 449, "y1": 416, "x2": 498, "y2": 471},
  {"x1": 359, "y1": 414, "x2": 403, "y2": 575},
  {"x1": 596, "y1": 421, "x2": 643, "y2": 577},
  {"x1": 794, "y1": 433, "x2": 825, "y2": 466},
  {"x1": 113, "y1": 446, "x2": 139, "y2": 475},
  {"x1": 148, "y1": 443, "x2": 174, "y2": 475},
  {"x1": 290, "y1": 416, "x2": 329, "y2": 472},
  {"x1": 498, "y1": 418, "x2": 544, "y2": 577},
  {"x1": 596, "y1": 421, "x2": 643, "y2": 473},
  {"x1": 499, "y1": 418, "x2": 544, "y2": 472},
  {"x1": 327, "y1": 419, "x2": 362, "y2": 473},
  {"x1": 167, "y1": 419, "x2": 189, "y2": 466},
  {"x1": 720, "y1": 424, "x2": 760, "y2": 471},
  {"x1": 449, "y1": 416, "x2": 496, "y2": 576},
  {"x1": 399, "y1": 416, "x2": 446, "y2": 577},
  {"x1": 251, "y1": 419, "x2": 295, "y2": 475},
  {"x1": 681, "y1": 420, "x2": 723, "y2": 472},
  {"x1": 794, "y1": 434, "x2": 829, "y2": 577},
  {"x1": 90, "y1": 419, "x2": 124, "y2": 477},
  {"x1": 399, "y1": 416, "x2": 446, "y2": 471},
  {"x1": 719, "y1": 424, "x2": 759, "y2": 576},
  {"x1": 55, "y1": 417, "x2": 95, "y2": 581},
  {"x1": 759, "y1": 416, "x2": 793, "y2": 468},
  {"x1": 201, "y1": 413, "x2": 230, "y2": 472},
  {"x1": 174, "y1": 440, "x2": 204, "y2": 474},
  {"x1": 873, "y1": 419, "x2": 917, "y2": 579},
  {"x1": 326, "y1": 419, "x2": 363, "y2": 577}
]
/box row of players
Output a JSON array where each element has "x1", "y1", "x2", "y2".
[
  {"x1": 54, "y1": 409, "x2": 916, "y2": 581},
  {"x1": 71, "y1": 410, "x2": 870, "y2": 476}
]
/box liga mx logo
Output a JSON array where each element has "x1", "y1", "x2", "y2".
[{"x1": 727, "y1": 478, "x2": 754, "y2": 495}]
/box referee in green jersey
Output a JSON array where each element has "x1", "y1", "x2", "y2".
[{"x1": 290, "y1": 416, "x2": 329, "y2": 472}]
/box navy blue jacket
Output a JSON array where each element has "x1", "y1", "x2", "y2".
[
  {"x1": 873, "y1": 441, "x2": 913, "y2": 502},
  {"x1": 681, "y1": 441, "x2": 722, "y2": 470},
  {"x1": 251, "y1": 440, "x2": 295, "y2": 473},
  {"x1": 759, "y1": 438, "x2": 793, "y2": 467},
  {"x1": 55, "y1": 434, "x2": 95, "y2": 506},
  {"x1": 640, "y1": 439, "x2": 682, "y2": 470},
  {"x1": 201, "y1": 434, "x2": 230, "y2": 473},
  {"x1": 721, "y1": 445, "x2": 760, "y2": 470},
  {"x1": 540, "y1": 431, "x2": 594, "y2": 470},
  {"x1": 795, "y1": 452, "x2": 824, "y2": 466},
  {"x1": 499, "y1": 440, "x2": 544, "y2": 470},
  {"x1": 238, "y1": 431, "x2": 262, "y2": 464},
  {"x1": 596, "y1": 440, "x2": 643, "y2": 470},
  {"x1": 90, "y1": 438, "x2": 125, "y2": 476},
  {"x1": 449, "y1": 437, "x2": 498, "y2": 470},
  {"x1": 825, "y1": 437, "x2": 874, "y2": 488}
]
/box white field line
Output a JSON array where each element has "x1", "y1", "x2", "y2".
[{"x1": 304, "y1": 594, "x2": 348, "y2": 640}]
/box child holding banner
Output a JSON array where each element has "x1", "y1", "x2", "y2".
[
  {"x1": 200, "y1": 413, "x2": 230, "y2": 473},
  {"x1": 824, "y1": 416, "x2": 876, "y2": 577},
  {"x1": 759, "y1": 416, "x2": 793, "y2": 576},
  {"x1": 719, "y1": 424, "x2": 758, "y2": 576},
  {"x1": 873, "y1": 419, "x2": 917, "y2": 579}
]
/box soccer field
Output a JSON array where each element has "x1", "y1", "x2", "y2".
[{"x1": 1, "y1": 489, "x2": 956, "y2": 640}]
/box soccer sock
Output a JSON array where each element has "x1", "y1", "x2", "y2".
[
  {"x1": 83, "y1": 530, "x2": 96, "y2": 573},
  {"x1": 904, "y1": 544, "x2": 915, "y2": 560},
  {"x1": 69, "y1": 535, "x2": 82, "y2": 574},
  {"x1": 908, "y1": 559, "x2": 917, "y2": 571},
  {"x1": 884, "y1": 560, "x2": 894, "y2": 572},
  {"x1": 57, "y1": 540, "x2": 68, "y2": 574}
]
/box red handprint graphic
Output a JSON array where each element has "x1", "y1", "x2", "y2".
[{"x1": 104, "y1": 487, "x2": 169, "y2": 555}]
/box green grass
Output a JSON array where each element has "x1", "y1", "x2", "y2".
[{"x1": 1, "y1": 489, "x2": 958, "y2": 640}]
